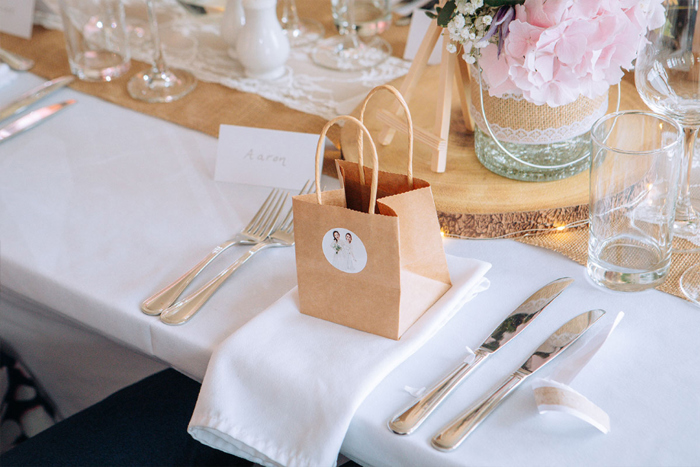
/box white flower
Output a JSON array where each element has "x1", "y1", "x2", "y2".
[
  {"x1": 451, "y1": 14, "x2": 466, "y2": 29},
  {"x1": 481, "y1": 15, "x2": 492, "y2": 26},
  {"x1": 463, "y1": 54, "x2": 476, "y2": 64},
  {"x1": 446, "y1": 43, "x2": 457, "y2": 53}
]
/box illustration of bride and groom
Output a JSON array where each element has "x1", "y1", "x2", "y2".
[{"x1": 329, "y1": 230, "x2": 359, "y2": 273}]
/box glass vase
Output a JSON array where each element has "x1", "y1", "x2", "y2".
[{"x1": 470, "y1": 76, "x2": 609, "y2": 182}]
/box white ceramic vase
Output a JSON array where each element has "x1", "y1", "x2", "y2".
[
  {"x1": 221, "y1": 0, "x2": 244, "y2": 58},
  {"x1": 236, "y1": 0, "x2": 290, "y2": 80}
]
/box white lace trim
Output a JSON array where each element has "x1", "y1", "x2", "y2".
[
  {"x1": 34, "y1": 0, "x2": 410, "y2": 121},
  {"x1": 470, "y1": 98, "x2": 609, "y2": 145}
]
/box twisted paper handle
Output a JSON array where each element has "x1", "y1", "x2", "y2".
[{"x1": 314, "y1": 115, "x2": 380, "y2": 214}]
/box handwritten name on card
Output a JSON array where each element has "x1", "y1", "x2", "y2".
[
  {"x1": 215, "y1": 125, "x2": 320, "y2": 190},
  {"x1": 0, "y1": 0, "x2": 36, "y2": 39}
]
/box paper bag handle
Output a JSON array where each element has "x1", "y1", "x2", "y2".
[
  {"x1": 358, "y1": 85, "x2": 414, "y2": 189},
  {"x1": 315, "y1": 115, "x2": 380, "y2": 215}
]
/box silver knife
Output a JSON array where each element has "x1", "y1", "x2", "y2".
[
  {"x1": 0, "y1": 100, "x2": 76, "y2": 143},
  {"x1": 0, "y1": 76, "x2": 75, "y2": 122},
  {"x1": 387, "y1": 277, "x2": 574, "y2": 436},
  {"x1": 432, "y1": 308, "x2": 606, "y2": 451}
]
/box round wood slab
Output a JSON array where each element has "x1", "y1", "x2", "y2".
[{"x1": 341, "y1": 68, "x2": 646, "y2": 238}]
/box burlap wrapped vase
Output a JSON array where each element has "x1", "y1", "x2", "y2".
[{"x1": 469, "y1": 71, "x2": 609, "y2": 182}]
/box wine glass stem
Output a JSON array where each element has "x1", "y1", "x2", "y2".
[
  {"x1": 280, "y1": 0, "x2": 301, "y2": 31},
  {"x1": 346, "y1": 0, "x2": 360, "y2": 48},
  {"x1": 146, "y1": 0, "x2": 167, "y2": 77},
  {"x1": 677, "y1": 126, "x2": 700, "y2": 227}
]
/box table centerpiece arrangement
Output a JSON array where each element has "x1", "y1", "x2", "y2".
[{"x1": 434, "y1": 0, "x2": 665, "y2": 182}]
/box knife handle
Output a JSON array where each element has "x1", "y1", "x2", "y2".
[
  {"x1": 387, "y1": 349, "x2": 489, "y2": 435},
  {"x1": 431, "y1": 370, "x2": 526, "y2": 451}
]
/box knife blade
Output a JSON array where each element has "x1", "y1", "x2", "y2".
[
  {"x1": 431, "y1": 309, "x2": 606, "y2": 451},
  {"x1": 0, "y1": 100, "x2": 76, "y2": 144},
  {"x1": 387, "y1": 277, "x2": 574, "y2": 435},
  {"x1": 0, "y1": 75, "x2": 75, "y2": 122}
]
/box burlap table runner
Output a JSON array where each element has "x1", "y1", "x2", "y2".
[
  {"x1": 518, "y1": 228, "x2": 699, "y2": 302},
  {"x1": 1, "y1": 7, "x2": 697, "y2": 303}
]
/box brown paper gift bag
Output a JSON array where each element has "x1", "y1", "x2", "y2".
[{"x1": 292, "y1": 86, "x2": 451, "y2": 340}]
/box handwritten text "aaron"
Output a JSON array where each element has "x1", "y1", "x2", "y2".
[{"x1": 243, "y1": 150, "x2": 287, "y2": 167}]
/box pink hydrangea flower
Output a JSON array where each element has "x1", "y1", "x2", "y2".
[{"x1": 478, "y1": 0, "x2": 665, "y2": 107}]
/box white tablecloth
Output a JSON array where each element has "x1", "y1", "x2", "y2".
[{"x1": 0, "y1": 73, "x2": 698, "y2": 466}]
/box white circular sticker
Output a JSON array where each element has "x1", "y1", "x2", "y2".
[{"x1": 322, "y1": 228, "x2": 367, "y2": 274}]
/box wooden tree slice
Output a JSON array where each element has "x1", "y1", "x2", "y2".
[{"x1": 341, "y1": 68, "x2": 646, "y2": 238}]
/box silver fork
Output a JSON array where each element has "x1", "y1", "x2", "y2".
[
  {"x1": 141, "y1": 188, "x2": 287, "y2": 316},
  {"x1": 159, "y1": 183, "x2": 310, "y2": 325}
]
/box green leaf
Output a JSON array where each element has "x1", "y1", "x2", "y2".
[
  {"x1": 425, "y1": 10, "x2": 437, "y2": 19},
  {"x1": 436, "y1": 2, "x2": 456, "y2": 27},
  {"x1": 484, "y1": 0, "x2": 524, "y2": 6}
]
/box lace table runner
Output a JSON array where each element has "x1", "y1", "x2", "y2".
[{"x1": 35, "y1": 0, "x2": 411, "y2": 121}]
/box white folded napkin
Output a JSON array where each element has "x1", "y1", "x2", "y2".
[
  {"x1": 0, "y1": 64, "x2": 17, "y2": 89},
  {"x1": 189, "y1": 255, "x2": 491, "y2": 467}
]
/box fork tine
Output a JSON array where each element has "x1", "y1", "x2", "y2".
[
  {"x1": 244, "y1": 188, "x2": 277, "y2": 232},
  {"x1": 250, "y1": 190, "x2": 284, "y2": 236},
  {"x1": 277, "y1": 181, "x2": 313, "y2": 231},
  {"x1": 260, "y1": 193, "x2": 288, "y2": 235},
  {"x1": 247, "y1": 189, "x2": 280, "y2": 235}
]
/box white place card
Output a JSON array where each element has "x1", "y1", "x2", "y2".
[
  {"x1": 0, "y1": 0, "x2": 37, "y2": 39},
  {"x1": 215, "y1": 125, "x2": 320, "y2": 190},
  {"x1": 403, "y1": 9, "x2": 442, "y2": 65}
]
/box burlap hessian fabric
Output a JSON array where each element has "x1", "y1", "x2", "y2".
[
  {"x1": 470, "y1": 83, "x2": 608, "y2": 134},
  {"x1": 517, "y1": 228, "x2": 699, "y2": 302}
]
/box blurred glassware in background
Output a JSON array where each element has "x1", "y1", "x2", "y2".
[
  {"x1": 279, "y1": 0, "x2": 324, "y2": 47},
  {"x1": 311, "y1": 0, "x2": 391, "y2": 71},
  {"x1": 128, "y1": 0, "x2": 197, "y2": 103},
  {"x1": 58, "y1": 0, "x2": 131, "y2": 81}
]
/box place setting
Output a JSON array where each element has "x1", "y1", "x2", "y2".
[{"x1": 0, "y1": 0, "x2": 699, "y2": 466}]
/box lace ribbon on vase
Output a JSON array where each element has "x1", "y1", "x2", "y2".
[
  {"x1": 34, "y1": 0, "x2": 411, "y2": 120},
  {"x1": 469, "y1": 95, "x2": 609, "y2": 145}
]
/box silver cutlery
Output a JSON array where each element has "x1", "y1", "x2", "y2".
[
  {"x1": 431, "y1": 309, "x2": 605, "y2": 451},
  {"x1": 387, "y1": 277, "x2": 574, "y2": 436},
  {"x1": 0, "y1": 48, "x2": 34, "y2": 71},
  {"x1": 0, "y1": 100, "x2": 76, "y2": 144},
  {"x1": 159, "y1": 183, "x2": 310, "y2": 325},
  {"x1": 0, "y1": 76, "x2": 75, "y2": 122},
  {"x1": 141, "y1": 188, "x2": 287, "y2": 316}
]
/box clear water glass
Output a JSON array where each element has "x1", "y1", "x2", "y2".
[
  {"x1": 58, "y1": 0, "x2": 131, "y2": 81},
  {"x1": 587, "y1": 111, "x2": 683, "y2": 291}
]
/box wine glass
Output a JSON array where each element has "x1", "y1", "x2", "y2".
[
  {"x1": 635, "y1": 1, "x2": 700, "y2": 238},
  {"x1": 128, "y1": 0, "x2": 197, "y2": 103},
  {"x1": 279, "y1": 0, "x2": 324, "y2": 47},
  {"x1": 311, "y1": 0, "x2": 391, "y2": 71}
]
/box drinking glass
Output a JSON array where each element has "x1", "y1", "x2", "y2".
[
  {"x1": 587, "y1": 111, "x2": 683, "y2": 292},
  {"x1": 311, "y1": 0, "x2": 391, "y2": 71},
  {"x1": 635, "y1": 1, "x2": 700, "y2": 238},
  {"x1": 128, "y1": 0, "x2": 197, "y2": 103},
  {"x1": 58, "y1": 0, "x2": 131, "y2": 81},
  {"x1": 279, "y1": 0, "x2": 324, "y2": 47}
]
